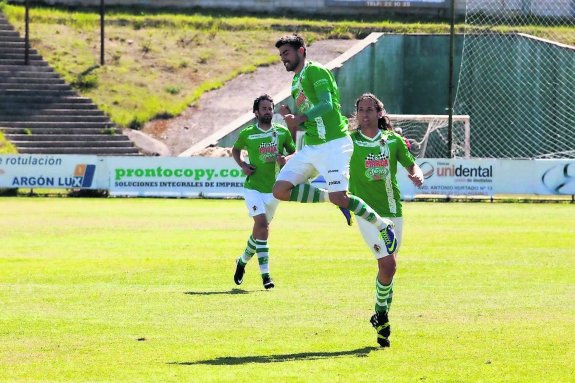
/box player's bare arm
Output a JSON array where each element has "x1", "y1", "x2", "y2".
[
  {"x1": 231, "y1": 147, "x2": 256, "y2": 176},
  {"x1": 406, "y1": 163, "x2": 424, "y2": 187}
]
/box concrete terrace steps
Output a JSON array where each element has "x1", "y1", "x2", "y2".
[
  {"x1": 0, "y1": 103, "x2": 99, "y2": 110},
  {"x1": 1, "y1": 127, "x2": 119, "y2": 135},
  {"x1": 12, "y1": 140, "x2": 136, "y2": 148},
  {"x1": 0, "y1": 83, "x2": 73, "y2": 90},
  {"x1": 0, "y1": 77, "x2": 66, "y2": 84},
  {"x1": 0, "y1": 73, "x2": 61, "y2": 80},
  {"x1": 17, "y1": 147, "x2": 141, "y2": 155},
  {"x1": 0, "y1": 11, "x2": 140, "y2": 156},
  {"x1": 0, "y1": 115, "x2": 109, "y2": 122},
  {"x1": 0, "y1": 97, "x2": 94, "y2": 105},
  {"x1": 0, "y1": 108, "x2": 105, "y2": 116},
  {"x1": 6, "y1": 134, "x2": 130, "y2": 142},
  {"x1": 0, "y1": 127, "x2": 119, "y2": 135},
  {"x1": 0, "y1": 48, "x2": 40, "y2": 55},
  {"x1": 0, "y1": 121, "x2": 114, "y2": 128},
  {"x1": 1, "y1": 52, "x2": 43, "y2": 60},
  {"x1": 0, "y1": 64, "x2": 55, "y2": 72},
  {"x1": 0, "y1": 89, "x2": 77, "y2": 96}
]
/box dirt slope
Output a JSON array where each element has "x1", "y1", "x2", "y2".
[{"x1": 140, "y1": 39, "x2": 358, "y2": 156}]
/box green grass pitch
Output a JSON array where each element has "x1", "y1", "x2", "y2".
[{"x1": 1, "y1": 198, "x2": 574, "y2": 382}]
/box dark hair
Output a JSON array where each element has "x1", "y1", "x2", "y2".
[
  {"x1": 275, "y1": 34, "x2": 307, "y2": 57},
  {"x1": 253, "y1": 94, "x2": 274, "y2": 113},
  {"x1": 355, "y1": 93, "x2": 392, "y2": 131}
]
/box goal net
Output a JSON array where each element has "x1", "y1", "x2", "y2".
[
  {"x1": 388, "y1": 114, "x2": 471, "y2": 159},
  {"x1": 342, "y1": 114, "x2": 471, "y2": 159},
  {"x1": 454, "y1": 0, "x2": 575, "y2": 159}
]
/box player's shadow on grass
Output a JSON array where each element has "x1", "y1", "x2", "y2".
[
  {"x1": 169, "y1": 346, "x2": 379, "y2": 366},
  {"x1": 184, "y1": 288, "x2": 249, "y2": 296}
]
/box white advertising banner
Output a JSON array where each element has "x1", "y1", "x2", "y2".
[
  {"x1": 399, "y1": 159, "x2": 497, "y2": 197},
  {"x1": 529, "y1": 159, "x2": 575, "y2": 195},
  {"x1": 0, "y1": 155, "x2": 107, "y2": 189},
  {"x1": 398, "y1": 159, "x2": 575, "y2": 197},
  {"x1": 1, "y1": 155, "x2": 573, "y2": 197},
  {"x1": 107, "y1": 156, "x2": 245, "y2": 198}
]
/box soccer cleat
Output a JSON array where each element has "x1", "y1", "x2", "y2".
[
  {"x1": 234, "y1": 259, "x2": 245, "y2": 285},
  {"x1": 370, "y1": 311, "x2": 391, "y2": 348},
  {"x1": 379, "y1": 225, "x2": 397, "y2": 255},
  {"x1": 262, "y1": 275, "x2": 275, "y2": 289},
  {"x1": 338, "y1": 206, "x2": 353, "y2": 226}
]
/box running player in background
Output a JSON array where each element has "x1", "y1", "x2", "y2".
[
  {"x1": 350, "y1": 93, "x2": 424, "y2": 347},
  {"x1": 232, "y1": 94, "x2": 296, "y2": 289},
  {"x1": 273, "y1": 34, "x2": 397, "y2": 254}
]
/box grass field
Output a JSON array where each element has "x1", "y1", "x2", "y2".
[{"x1": 1, "y1": 198, "x2": 574, "y2": 382}]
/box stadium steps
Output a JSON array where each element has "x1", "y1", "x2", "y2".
[{"x1": 0, "y1": 11, "x2": 140, "y2": 156}]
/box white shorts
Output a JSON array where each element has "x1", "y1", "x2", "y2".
[
  {"x1": 243, "y1": 188, "x2": 279, "y2": 222},
  {"x1": 357, "y1": 217, "x2": 403, "y2": 259},
  {"x1": 276, "y1": 136, "x2": 352, "y2": 193}
]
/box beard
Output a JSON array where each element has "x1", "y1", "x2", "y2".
[
  {"x1": 259, "y1": 115, "x2": 272, "y2": 124},
  {"x1": 283, "y1": 56, "x2": 300, "y2": 72}
]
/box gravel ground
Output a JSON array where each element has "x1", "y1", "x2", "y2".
[{"x1": 139, "y1": 39, "x2": 359, "y2": 156}]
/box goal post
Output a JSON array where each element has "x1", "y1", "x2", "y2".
[
  {"x1": 297, "y1": 113, "x2": 471, "y2": 159},
  {"x1": 388, "y1": 114, "x2": 471, "y2": 159}
]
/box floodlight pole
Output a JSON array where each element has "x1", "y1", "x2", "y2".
[
  {"x1": 24, "y1": 0, "x2": 30, "y2": 65},
  {"x1": 100, "y1": 0, "x2": 105, "y2": 65},
  {"x1": 447, "y1": 0, "x2": 455, "y2": 158}
]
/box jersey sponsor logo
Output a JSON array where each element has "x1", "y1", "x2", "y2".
[
  {"x1": 258, "y1": 142, "x2": 278, "y2": 163},
  {"x1": 364, "y1": 153, "x2": 390, "y2": 181},
  {"x1": 328, "y1": 180, "x2": 341, "y2": 185},
  {"x1": 295, "y1": 91, "x2": 313, "y2": 113},
  {"x1": 327, "y1": 169, "x2": 339, "y2": 173}
]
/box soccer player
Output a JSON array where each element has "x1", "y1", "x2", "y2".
[
  {"x1": 273, "y1": 34, "x2": 397, "y2": 252},
  {"x1": 232, "y1": 94, "x2": 296, "y2": 289},
  {"x1": 349, "y1": 93, "x2": 424, "y2": 347}
]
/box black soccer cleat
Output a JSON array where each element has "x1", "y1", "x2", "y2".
[
  {"x1": 370, "y1": 311, "x2": 391, "y2": 348},
  {"x1": 234, "y1": 259, "x2": 245, "y2": 285},
  {"x1": 338, "y1": 206, "x2": 353, "y2": 226},
  {"x1": 262, "y1": 275, "x2": 275, "y2": 290}
]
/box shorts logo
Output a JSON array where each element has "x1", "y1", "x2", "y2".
[
  {"x1": 252, "y1": 205, "x2": 257, "y2": 211},
  {"x1": 373, "y1": 244, "x2": 381, "y2": 253}
]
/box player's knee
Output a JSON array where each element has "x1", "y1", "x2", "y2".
[
  {"x1": 272, "y1": 182, "x2": 290, "y2": 201},
  {"x1": 328, "y1": 191, "x2": 348, "y2": 207},
  {"x1": 378, "y1": 257, "x2": 396, "y2": 283}
]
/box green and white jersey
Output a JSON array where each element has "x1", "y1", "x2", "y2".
[
  {"x1": 233, "y1": 123, "x2": 296, "y2": 193},
  {"x1": 349, "y1": 129, "x2": 415, "y2": 218},
  {"x1": 291, "y1": 61, "x2": 348, "y2": 145}
]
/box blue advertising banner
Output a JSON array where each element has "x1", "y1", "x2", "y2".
[{"x1": 0, "y1": 155, "x2": 107, "y2": 189}]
